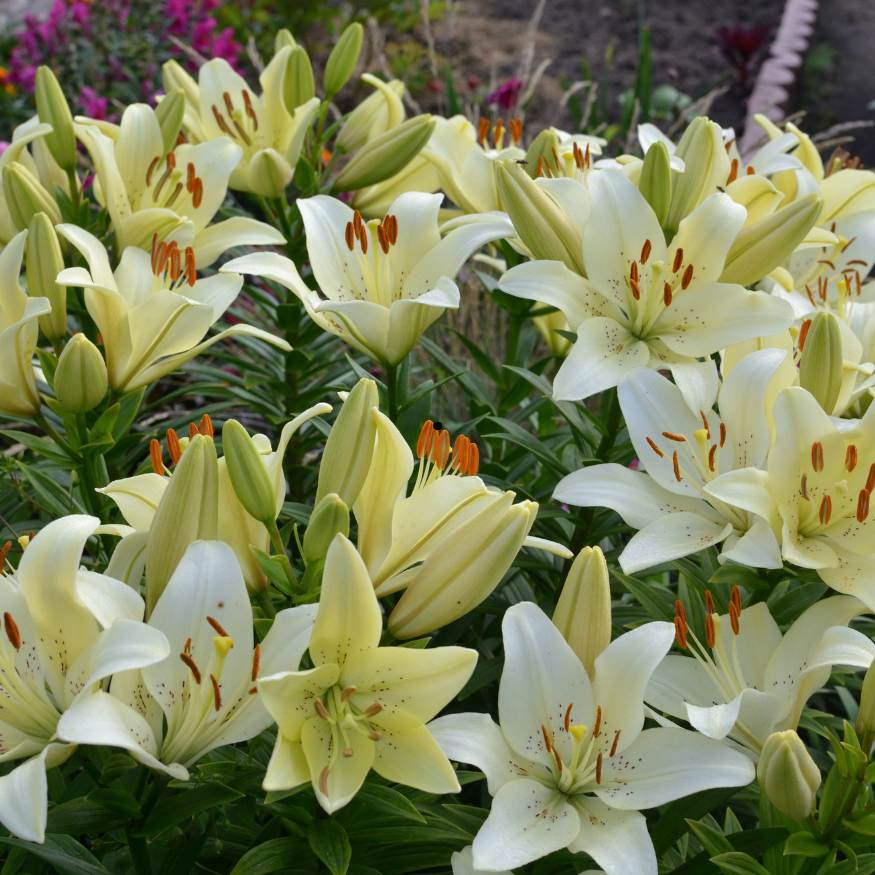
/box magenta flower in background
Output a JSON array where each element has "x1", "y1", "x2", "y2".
[
  {"x1": 79, "y1": 86, "x2": 108, "y2": 121},
  {"x1": 485, "y1": 76, "x2": 523, "y2": 112}
]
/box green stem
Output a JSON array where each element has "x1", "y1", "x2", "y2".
[
  {"x1": 386, "y1": 364, "x2": 399, "y2": 422},
  {"x1": 33, "y1": 411, "x2": 79, "y2": 461},
  {"x1": 595, "y1": 388, "x2": 622, "y2": 460},
  {"x1": 256, "y1": 585, "x2": 276, "y2": 619},
  {"x1": 67, "y1": 168, "x2": 81, "y2": 211},
  {"x1": 267, "y1": 521, "x2": 299, "y2": 599}
]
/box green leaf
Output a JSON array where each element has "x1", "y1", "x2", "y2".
[
  {"x1": 351, "y1": 784, "x2": 426, "y2": 824},
  {"x1": 1, "y1": 429, "x2": 73, "y2": 464},
  {"x1": 0, "y1": 834, "x2": 110, "y2": 875},
  {"x1": 230, "y1": 838, "x2": 315, "y2": 875},
  {"x1": 137, "y1": 782, "x2": 243, "y2": 836},
  {"x1": 783, "y1": 830, "x2": 830, "y2": 858},
  {"x1": 308, "y1": 819, "x2": 351, "y2": 875},
  {"x1": 686, "y1": 817, "x2": 733, "y2": 856},
  {"x1": 711, "y1": 852, "x2": 773, "y2": 875}
]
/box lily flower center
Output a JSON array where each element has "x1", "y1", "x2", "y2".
[
  {"x1": 800, "y1": 228, "x2": 868, "y2": 318},
  {"x1": 533, "y1": 139, "x2": 592, "y2": 180},
  {"x1": 476, "y1": 116, "x2": 523, "y2": 152},
  {"x1": 150, "y1": 234, "x2": 198, "y2": 291},
  {"x1": 144, "y1": 149, "x2": 205, "y2": 212},
  {"x1": 149, "y1": 416, "x2": 214, "y2": 475},
  {"x1": 340, "y1": 210, "x2": 402, "y2": 306},
  {"x1": 210, "y1": 89, "x2": 260, "y2": 152},
  {"x1": 413, "y1": 419, "x2": 480, "y2": 492}
]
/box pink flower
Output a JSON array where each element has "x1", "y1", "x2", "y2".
[
  {"x1": 79, "y1": 86, "x2": 108, "y2": 121},
  {"x1": 485, "y1": 76, "x2": 523, "y2": 112}
]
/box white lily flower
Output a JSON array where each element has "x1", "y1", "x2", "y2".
[
  {"x1": 451, "y1": 846, "x2": 511, "y2": 875},
  {"x1": 0, "y1": 515, "x2": 170, "y2": 842},
  {"x1": 165, "y1": 51, "x2": 320, "y2": 197},
  {"x1": 0, "y1": 230, "x2": 51, "y2": 418},
  {"x1": 499, "y1": 169, "x2": 793, "y2": 400},
  {"x1": 430, "y1": 602, "x2": 754, "y2": 874},
  {"x1": 57, "y1": 540, "x2": 316, "y2": 774},
  {"x1": 223, "y1": 192, "x2": 513, "y2": 365},
  {"x1": 54, "y1": 224, "x2": 289, "y2": 393},
  {"x1": 647, "y1": 592, "x2": 874, "y2": 755},
  {"x1": 555, "y1": 349, "x2": 794, "y2": 573},
  {"x1": 705, "y1": 386, "x2": 875, "y2": 608},
  {"x1": 258, "y1": 535, "x2": 477, "y2": 813},
  {"x1": 75, "y1": 103, "x2": 284, "y2": 263},
  {"x1": 98, "y1": 404, "x2": 330, "y2": 591}
]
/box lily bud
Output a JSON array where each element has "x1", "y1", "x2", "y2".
[
  {"x1": 161, "y1": 60, "x2": 199, "y2": 109},
  {"x1": 156, "y1": 89, "x2": 185, "y2": 154},
  {"x1": 388, "y1": 497, "x2": 537, "y2": 639},
  {"x1": 757, "y1": 730, "x2": 821, "y2": 821},
  {"x1": 247, "y1": 149, "x2": 293, "y2": 198},
  {"x1": 552, "y1": 546, "x2": 611, "y2": 676},
  {"x1": 524, "y1": 128, "x2": 561, "y2": 178},
  {"x1": 335, "y1": 114, "x2": 435, "y2": 191},
  {"x1": 316, "y1": 378, "x2": 379, "y2": 506},
  {"x1": 798, "y1": 311, "x2": 843, "y2": 414},
  {"x1": 222, "y1": 419, "x2": 276, "y2": 526},
  {"x1": 26, "y1": 212, "x2": 66, "y2": 339},
  {"x1": 638, "y1": 140, "x2": 672, "y2": 227},
  {"x1": 34, "y1": 66, "x2": 76, "y2": 171},
  {"x1": 495, "y1": 160, "x2": 584, "y2": 274},
  {"x1": 145, "y1": 434, "x2": 218, "y2": 614},
  {"x1": 721, "y1": 194, "x2": 821, "y2": 286},
  {"x1": 336, "y1": 75, "x2": 405, "y2": 153},
  {"x1": 856, "y1": 660, "x2": 875, "y2": 737},
  {"x1": 324, "y1": 22, "x2": 364, "y2": 97},
  {"x1": 54, "y1": 334, "x2": 108, "y2": 413},
  {"x1": 664, "y1": 117, "x2": 729, "y2": 234},
  {"x1": 283, "y1": 45, "x2": 316, "y2": 112},
  {"x1": 303, "y1": 493, "x2": 350, "y2": 564},
  {"x1": 274, "y1": 28, "x2": 296, "y2": 52},
  {"x1": 2, "y1": 164, "x2": 60, "y2": 231}
]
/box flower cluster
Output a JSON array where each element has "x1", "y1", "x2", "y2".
[{"x1": 0, "y1": 21, "x2": 874, "y2": 875}]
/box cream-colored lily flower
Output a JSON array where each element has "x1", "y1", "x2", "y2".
[
  {"x1": 258, "y1": 534, "x2": 477, "y2": 813},
  {"x1": 0, "y1": 230, "x2": 51, "y2": 418},
  {"x1": 353, "y1": 412, "x2": 568, "y2": 638},
  {"x1": 705, "y1": 386, "x2": 875, "y2": 608},
  {"x1": 75, "y1": 103, "x2": 284, "y2": 262},
  {"x1": 163, "y1": 50, "x2": 320, "y2": 197},
  {"x1": 224, "y1": 192, "x2": 513, "y2": 365},
  {"x1": 98, "y1": 404, "x2": 330, "y2": 591},
  {"x1": 58, "y1": 540, "x2": 316, "y2": 774},
  {"x1": 54, "y1": 224, "x2": 289, "y2": 393},
  {"x1": 500, "y1": 169, "x2": 793, "y2": 400},
  {"x1": 0, "y1": 515, "x2": 171, "y2": 843},
  {"x1": 647, "y1": 592, "x2": 874, "y2": 756}
]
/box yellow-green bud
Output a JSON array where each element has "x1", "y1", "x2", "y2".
[
  {"x1": 54, "y1": 334, "x2": 107, "y2": 413},
  {"x1": 161, "y1": 60, "x2": 199, "y2": 109},
  {"x1": 639, "y1": 140, "x2": 672, "y2": 227},
  {"x1": 2, "y1": 164, "x2": 61, "y2": 231},
  {"x1": 757, "y1": 730, "x2": 821, "y2": 821},
  {"x1": 664, "y1": 117, "x2": 729, "y2": 234},
  {"x1": 34, "y1": 66, "x2": 76, "y2": 171},
  {"x1": 798, "y1": 311, "x2": 843, "y2": 414},
  {"x1": 26, "y1": 212, "x2": 66, "y2": 339},
  {"x1": 274, "y1": 28, "x2": 296, "y2": 52},
  {"x1": 524, "y1": 129, "x2": 561, "y2": 178},
  {"x1": 495, "y1": 159, "x2": 584, "y2": 275},
  {"x1": 303, "y1": 493, "x2": 350, "y2": 563},
  {"x1": 856, "y1": 659, "x2": 875, "y2": 738},
  {"x1": 247, "y1": 149, "x2": 293, "y2": 198},
  {"x1": 335, "y1": 114, "x2": 435, "y2": 191},
  {"x1": 283, "y1": 45, "x2": 316, "y2": 113},
  {"x1": 721, "y1": 194, "x2": 822, "y2": 286},
  {"x1": 156, "y1": 90, "x2": 185, "y2": 155},
  {"x1": 324, "y1": 22, "x2": 364, "y2": 98},
  {"x1": 145, "y1": 434, "x2": 218, "y2": 614},
  {"x1": 335, "y1": 75, "x2": 405, "y2": 153},
  {"x1": 552, "y1": 546, "x2": 611, "y2": 676},
  {"x1": 222, "y1": 419, "x2": 276, "y2": 526},
  {"x1": 316, "y1": 378, "x2": 379, "y2": 506}
]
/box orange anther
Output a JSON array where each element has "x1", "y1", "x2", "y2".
[
  {"x1": 185, "y1": 247, "x2": 197, "y2": 287},
  {"x1": 210, "y1": 673, "x2": 222, "y2": 711},
  {"x1": 672, "y1": 450, "x2": 681, "y2": 481},
  {"x1": 846, "y1": 444, "x2": 858, "y2": 472},
  {"x1": 3, "y1": 612, "x2": 21, "y2": 650},
  {"x1": 432, "y1": 429, "x2": 451, "y2": 469},
  {"x1": 674, "y1": 599, "x2": 688, "y2": 648},
  {"x1": 466, "y1": 442, "x2": 480, "y2": 475},
  {"x1": 726, "y1": 157, "x2": 739, "y2": 185},
  {"x1": 206, "y1": 615, "x2": 229, "y2": 636},
  {"x1": 719, "y1": 422, "x2": 727, "y2": 447},
  {"x1": 188, "y1": 422, "x2": 199, "y2": 439},
  {"x1": 149, "y1": 438, "x2": 165, "y2": 475},
  {"x1": 699, "y1": 410, "x2": 711, "y2": 438},
  {"x1": 166, "y1": 428, "x2": 181, "y2": 464},
  {"x1": 477, "y1": 116, "x2": 489, "y2": 146},
  {"x1": 377, "y1": 223, "x2": 389, "y2": 254},
  {"x1": 646, "y1": 436, "x2": 664, "y2": 457},
  {"x1": 186, "y1": 162, "x2": 196, "y2": 190},
  {"x1": 728, "y1": 601, "x2": 740, "y2": 635},
  {"x1": 169, "y1": 246, "x2": 181, "y2": 282},
  {"x1": 416, "y1": 420, "x2": 435, "y2": 458},
  {"x1": 493, "y1": 119, "x2": 505, "y2": 146},
  {"x1": 387, "y1": 214, "x2": 398, "y2": 245},
  {"x1": 179, "y1": 651, "x2": 202, "y2": 684},
  {"x1": 344, "y1": 221, "x2": 355, "y2": 250},
  {"x1": 192, "y1": 177, "x2": 203, "y2": 209},
  {"x1": 730, "y1": 585, "x2": 742, "y2": 614},
  {"x1": 640, "y1": 239, "x2": 652, "y2": 265},
  {"x1": 595, "y1": 751, "x2": 603, "y2": 783},
  {"x1": 146, "y1": 155, "x2": 160, "y2": 186},
  {"x1": 593, "y1": 704, "x2": 603, "y2": 737},
  {"x1": 353, "y1": 210, "x2": 363, "y2": 238},
  {"x1": 867, "y1": 463, "x2": 875, "y2": 493},
  {"x1": 798, "y1": 318, "x2": 812, "y2": 351},
  {"x1": 315, "y1": 698, "x2": 330, "y2": 719},
  {"x1": 856, "y1": 489, "x2": 870, "y2": 523},
  {"x1": 199, "y1": 413, "x2": 213, "y2": 437},
  {"x1": 629, "y1": 277, "x2": 641, "y2": 300},
  {"x1": 540, "y1": 723, "x2": 553, "y2": 753},
  {"x1": 359, "y1": 226, "x2": 369, "y2": 254},
  {"x1": 746, "y1": 165, "x2": 755, "y2": 175},
  {"x1": 811, "y1": 442, "x2": 824, "y2": 472},
  {"x1": 705, "y1": 611, "x2": 715, "y2": 647},
  {"x1": 672, "y1": 248, "x2": 684, "y2": 273},
  {"x1": 704, "y1": 590, "x2": 714, "y2": 615},
  {"x1": 818, "y1": 494, "x2": 832, "y2": 525},
  {"x1": 662, "y1": 431, "x2": 686, "y2": 442},
  {"x1": 166, "y1": 151, "x2": 176, "y2": 170},
  {"x1": 708, "y1": 444, "x2": 717, "y2": 472},
  {"x1": 663, "y1": 281, "x2": 673, "y2": 306},
  {"x1": 681, "y1": 264, "x2": 694, "y2": 290},
  {"x1": 0, "y1": 541, "x2": 11, "y2": 566},
  {"x1": 800, "y1": 473, "x2": 809, "y2": 500},
  {"x1": 630, "y1": 261, "x2": 639, "y2": 283},
  {"x1": 564, "y1": 703, "x2": 573, "y2": 732},
  {"x1": 251, "y1": 643, "x2": 261, "y2": 682},
  {"x1": 609, "y1": 729, "x2": 621, "y2": 757}
]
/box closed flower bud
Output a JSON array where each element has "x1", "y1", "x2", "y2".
[
  {"x1": 34, "y1": 66, "x2": 76, "y2": 172},
  {"x1": 495, "y1": 160, "x2": 584, "y2": 274},
  {"x1": 145, "y1": 434, "x2": 218, "y2": 614},
  {"x1": 315, "y1": 378, "x2": 379, "y2": 506},
  {"x1": 388, "y1": 497, "x2": 537, "y2": 639},
  {"x1": 324, "y1": 22, "x2": 364, "y2": 97},
  {"x1": 155, "y1": 89, "x2": 185, "y2": 155},
  {"x1": 336, "y1": 75, "x2": 405, "y2": 154},
  {"x1": 523, "y1": 128, "x2": 561, "y2": 178},
  {"x1": 26, "y1": 212, "x2": 66, "y2": 339},
  {"x1": 552, "y1": 546, "x2": 611, "y2": 676},
  {"x1": 335, "y1": 114, "x2": 435, "y2": 191},
  {"x1": 757, "y1": 730, "x2": 821, "y2": 821},
  {"x1": 303, "y1": 493, "x2": 350, "y2": 563},
  {"x1": 638, "y1": 140, "x2": 672, "y2": 227},
  {"x1": 283, "y1": 45, "x2": 316, "y2": 112},
  {"x1": 856, "y1": 660, "x2": 875, "y2": 737},
  {"x1": 2, "y1": 164, "x2": 60, "y2": 231},
  {"x1": 799, "y1": 311, "x2": 843, "y2": 414},
  {"x1": 54, "y1": 334, "x2": 107, "y2": 413},
  {"x1": 247, "y1": 148, "x2": 294, "y2": 198},
  {"x1": 222, "y1": 419, "x2": 276, "y2": 526},
  {"x1": 721, "y1": 194, "x2": 821, "y2": 286},
  {"x1": 664, "y1": 117, "x2": 729, "y2": 235},
  {"x1": 161, "y1": 60, "x2": 199, "y2": 109},
  {"x1": 274, "y1": 28, "x2": 296, "y2": 52}
]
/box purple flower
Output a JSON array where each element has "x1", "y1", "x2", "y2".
[
  {"x1": 79, "y1": 86, "x2": 108, "y2": 121},
  {"x1": 485, "y1": 76, "x2": 523, "y2": 112}
]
